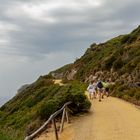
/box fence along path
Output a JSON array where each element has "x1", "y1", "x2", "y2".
[
  {"x1": 25, "y1": 80, "x2": 71, "y2": 140},
  {"x1": 25, "y1": 101, "x2": 72, "y2": 140},
  {"x1": 36, "y1": 91, "x2": 140, "y2": 140}
]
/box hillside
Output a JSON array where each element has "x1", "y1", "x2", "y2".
[
  {"x1": 0, "y1": 77, "x2": 90, "y2": 140},
  {"x1": 52, "y1": 25, "x2": 140, "y2": 104}
]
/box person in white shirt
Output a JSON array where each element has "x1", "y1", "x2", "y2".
[{"x1": 87, "y1": 80, "x2": 97, "y2": 100}]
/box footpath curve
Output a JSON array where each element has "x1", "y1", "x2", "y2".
[
  {"x1": 70, "y1": 92, "x2": 140, "y2": 140},
  {"x1": 35, "y1": 82, "x2": 140, "y2": 140}
]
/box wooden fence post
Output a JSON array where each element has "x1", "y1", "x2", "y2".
[
  {"x1": 24, "y1": 102, "x2": 71, "y2": 140},
  {"x1": 65, "y1": 107, "x2": 69, "y2": 123},
  {"x1": 52, "y1": 119, "x2": 59, "y2": 140},
  {"x1": 59, "y1": 108, "x2": 66, "y2": 133}
]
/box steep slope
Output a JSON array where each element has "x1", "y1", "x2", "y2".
[
  {"x1": 52, "y1": 25, "x2": 140, "y2": 104},
  {"x1": 0, "y1": 77, "x2": 90, "y2": 140}
]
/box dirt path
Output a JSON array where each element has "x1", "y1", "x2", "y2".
[
  {"x1": 71, "y1": 93, "x2": 140, "y2": 140},
  {"x1": 36, "y1": 84, "x2": 140, "y2": 140},
  {"x1": 54, "y1": 79, "x2": 64, "y2": 86}
]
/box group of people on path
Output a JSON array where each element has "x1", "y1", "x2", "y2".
[{"x1": 87, "y1": 80, "x2": 109, "y2": 102}]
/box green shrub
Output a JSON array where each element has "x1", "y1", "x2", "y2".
[
  {"x1": 117, "y1": 84, "x2": 129, "y2": 92},
  {"x1": 0, "y1": 133, "x2": 14, "y2": 140},
  {"x1": 121, "y1": 34, "x2": 131, "y2": 44},
  {"x1": 134, "y1": 92, "x2": 140, "y2": 100},
  {"x1": 25, "y1": 119, "x2": 42, "y2": 135},
  {"x1": 113, "y1": 58, "x2": 124, "y2": 71},
  {"x1": 70, "y1": 91, "x2": 91, "y2": 113},
  {"x1": 121, "y1": 33, "x2": 137, "y2": 44},
  {"x1": 128, "y1": 91, "x2": 135, "y2": 97},
  {"x1": 102, "y1": 55, "x2": 116, "y2": 70},
  {"x1": 127, "y1": 35, "x2": 137, "y2": 43},
  {"x1": 123, "y1": 94, "x2": 131, "y2": 101},
  {"x1": 0, "y1": 111, "x2": 3, "y2": 118},
  {"x1": 39, "y1": 99, "x2": 60, "y2": 119},
  {"x1": 38, "y1": 82, "x2": 91, "y2": 119},
  {"x1": 116, "y1": 92, "x2": 123, "y2": 98},
  {"x1": 0, "y1": 129, "x2": 22, "y2": 140}
]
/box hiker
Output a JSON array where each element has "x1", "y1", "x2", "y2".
[
  {"x1": 87, "y1": 81, "x2": 96, "y2": 100},
  {"x1": 96, "y1": 80, "x2": 103, "y2": 102},
  {"x1": 102, "y1": 81, "x2": 110, "y2": 97},
  {"x1": 92, "y1": 80, "x2": 97, "y2": 98}
]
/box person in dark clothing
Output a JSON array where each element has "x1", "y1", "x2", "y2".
[{"x1": 96, "y1": 81, "x2": 103, "y2": 102}]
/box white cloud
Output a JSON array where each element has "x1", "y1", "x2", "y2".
[
  {"x1": 88, "y1": 0, "x2": 102, "y2": 6},
  {"x1": 5, "y1": 0, "x2": 103, "y2": 23},
  {"x1": 0, "y1": 21, "x2": 19, "y2": 31},
  {"x1": 0, "y1": 22, "x2": 20, "y2": 55}
]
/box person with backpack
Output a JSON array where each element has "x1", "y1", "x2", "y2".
[
  {"x1": 96, "y1": 80, "x2": 103, "y2": 102},
  {"x1": 87, "y1": 81, "x2": 97, "y2": 100}
]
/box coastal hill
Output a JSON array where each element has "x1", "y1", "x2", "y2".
[
  {"x1": 0, "y1": 25, "x2": 140, "y2": 140},
  {"x1": 51, "y1": 25, "x2": 140, "y2": 104}
]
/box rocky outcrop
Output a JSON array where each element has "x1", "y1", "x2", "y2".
[
  {"x1": 65, "y1": 69, "x2": 77, "y2": 80},
  {"x1": 51, "y1": 72, "x2": 64, "y2": 79}
]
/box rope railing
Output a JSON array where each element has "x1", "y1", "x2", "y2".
[{"x1": 24, "y1": 101, "x2": 72, "y2": 140}]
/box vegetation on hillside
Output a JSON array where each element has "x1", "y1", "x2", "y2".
[
  {"x1": 50, "y1": 64, "x2": 73, "y2": 79},
  {"x1": 52, "y1": 25, "x2": 140, "y2": 105},
  {"x1": 0, "y1": 76, "x2": 91, "y2": 140},
  {"x1": 110, "y1": 83, "x2": 140, "y2": 105}
]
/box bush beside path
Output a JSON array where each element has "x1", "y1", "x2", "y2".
[{"x1": 36, "y1": 91, "x2": 140, "y2": 140}]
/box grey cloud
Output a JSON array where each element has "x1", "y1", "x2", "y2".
[{"x1": 0, "y1": 0, "x2": 140, "y2": 60}]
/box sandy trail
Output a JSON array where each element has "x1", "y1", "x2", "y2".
[
  {"x1": 54, "y1": 79, "x2": 64, "y2": 86},
  {"x1": 71, "y1": 93, "x2": 140, "y2": 140},
  {"x1": 36, "y1": 83, "x2": 140, "y2": 140}
]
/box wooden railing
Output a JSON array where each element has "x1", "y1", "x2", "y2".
[{"x1": 24, "y1": 101, "x2": 72, "y2": 140}]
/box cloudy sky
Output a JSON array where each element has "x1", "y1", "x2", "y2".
[{"x1": 0, "y1": 0, "x2": 140, "y2": 106}]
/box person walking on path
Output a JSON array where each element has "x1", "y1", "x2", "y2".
[
  {"x1": 96, "y1": 80, "x2": 103, "y2": 102},
  {"x1": 87, "y1": 81, "x2": 96, "y2": 100},
  {"x1": 92, "y1": 80, "x2": 97, "y2": 98}
]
